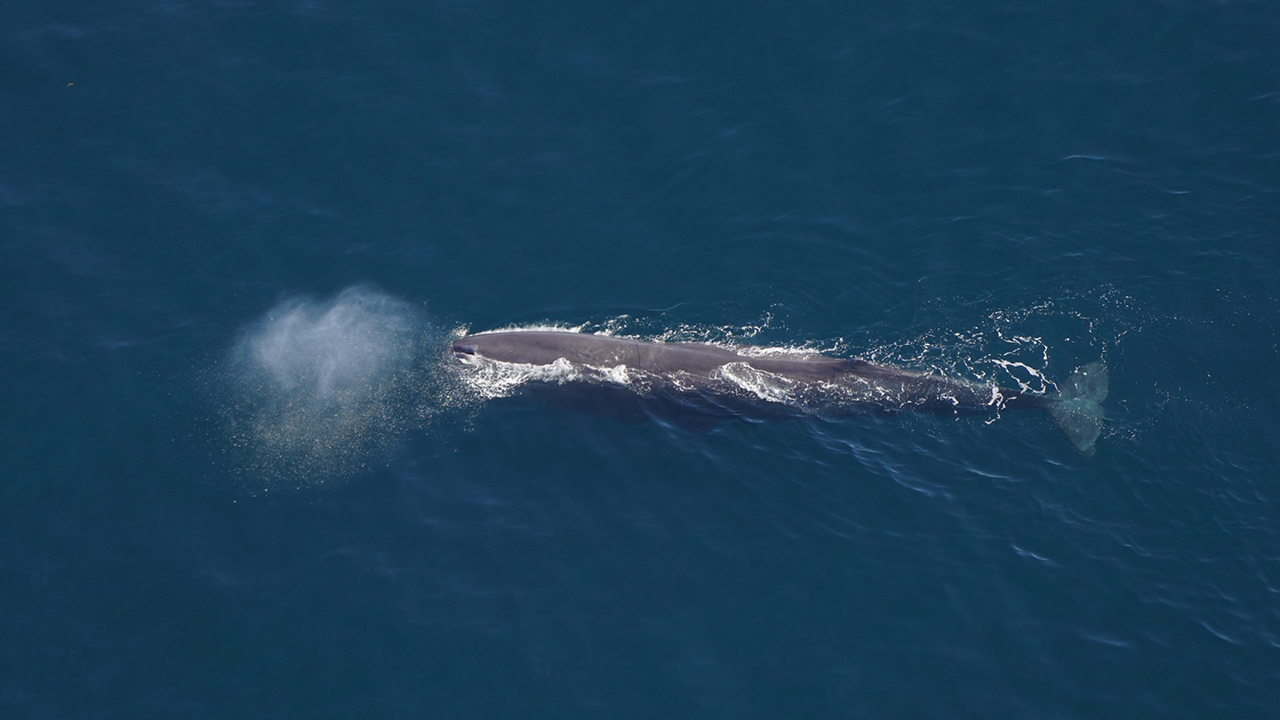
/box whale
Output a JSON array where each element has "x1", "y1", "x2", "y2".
[{"x1": 451, "y1": 330, "x2": 1109, "y2": 456}]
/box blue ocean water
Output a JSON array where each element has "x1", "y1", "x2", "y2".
[{"x1": 4, "y1": 0, "x2": 1279, "y2": 717}]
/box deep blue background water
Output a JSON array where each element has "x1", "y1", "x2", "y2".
[{"x1": 4, "y1": 1, "x2": 1280, "y2": 717}]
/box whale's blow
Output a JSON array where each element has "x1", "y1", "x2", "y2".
[{"x1": 220, "y1": 287, "x2": 431, "y2": 486}]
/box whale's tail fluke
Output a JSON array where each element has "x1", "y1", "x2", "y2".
[{"x1": 1046, "y1": 361, "x2": 1108, "y2": 458}]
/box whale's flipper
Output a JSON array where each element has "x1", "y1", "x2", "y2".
[{"x1": 1047, "y1": 361, "x2": 1108, "y2": 458}]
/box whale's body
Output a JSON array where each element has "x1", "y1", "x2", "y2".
[{"x1": 451, "y1": 330, "x2": 1108, "y2": 456}]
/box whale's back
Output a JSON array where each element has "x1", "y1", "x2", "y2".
[{"x1": 455, "y1": 331, "x2": 869, "y2": 380}]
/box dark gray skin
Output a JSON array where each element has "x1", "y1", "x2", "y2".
[{"x1": 451, "y1": 331, "x2": 1049, "y2": 414}]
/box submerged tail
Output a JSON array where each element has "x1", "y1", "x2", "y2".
[{"x1": 1046, "y1": 361, "x2": 1108, "y2": 458}]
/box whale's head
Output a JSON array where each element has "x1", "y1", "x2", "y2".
[
  {"x1": 451, "y1": 338, "x2": 481, "y2": 362},
  {"x1": 450, "y1": 333, "x2": 541, "y2": 364},
  {"x1": 450, "y1": 331, "x2": 607, "y2": 367}
]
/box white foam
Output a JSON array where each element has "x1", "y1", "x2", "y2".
[
  {"x1": 470, "y1": 323, "x2": 588, "y2": 336},
  {"x1": 452, "y1": 353, "x2": 637, "y2": 400},
  {"x1": 715, "y1": 362, "x2": 799, "y2": 404}
]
